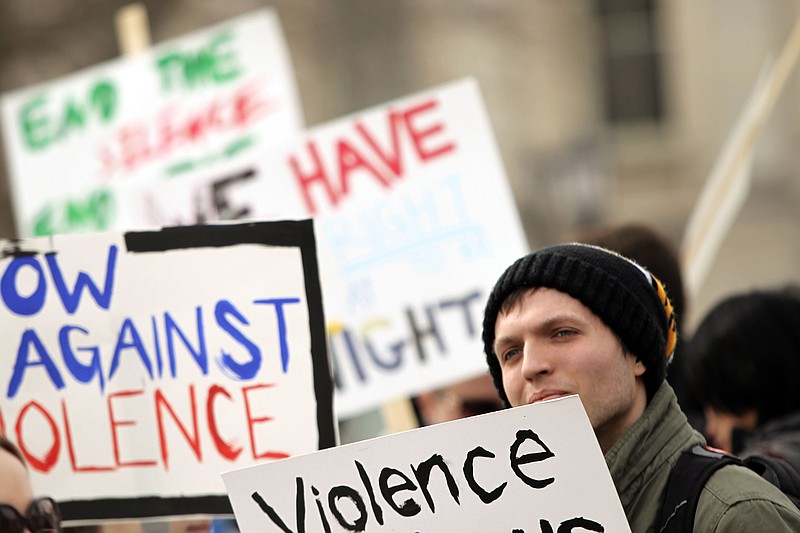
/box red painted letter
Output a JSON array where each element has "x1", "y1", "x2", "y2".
[
  {"x1": 108, "y1": 390, "x2": 158, "y2": 468},
  {"x1": 355, "y1": 111, "x2": 405, "y2": 178},
  {"x1": 403, "y1": 99, "x2": 456, "y2": 162},
  {"x1": 15, "y1": 401, "x2": 60, "y2": 472},
  {"x1": 62, "y1": 400, "x2": 114, "y2": 472},
  {"x1": 242, "y1": 383, "x2": 289, "y2": 461},
  {"x1": 336, "y1": 137, "x2": 391, "y2": 201},
  {"x1": 155, "y1": 385, "x2": 202, "y2": 470},
  {"x1": 289, "y1": 140, "x2": 335, "y2": 216},
  {"x1": 207, "y1": 384, "x2": 242, "y2": 461}
]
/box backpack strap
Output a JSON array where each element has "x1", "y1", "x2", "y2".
[
  {"x1": 743, "y1": 453, "x2": 800, "y2": 508},
  {"x1": 656, "y1": 445, "x2": 741, "y2": 533}
]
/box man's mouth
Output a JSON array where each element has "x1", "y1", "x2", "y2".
[{"x1": 528, "y1": 391, "x2": 569, "y2": 404}]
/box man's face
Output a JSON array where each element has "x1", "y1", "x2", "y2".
[
  {"x1": 493, "y1": 287, "x2": 647, "y2": 453},
  {"x1": 703, "y1": 406, "x2": 758, "y2": 453}
]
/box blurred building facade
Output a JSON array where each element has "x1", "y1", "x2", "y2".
[{"x1": 2, "y1": 0, "x2": 800, "y2": 329}]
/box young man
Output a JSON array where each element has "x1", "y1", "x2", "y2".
[{"x1": 481, "y1": 243, "x2": 800, "y2": 532}]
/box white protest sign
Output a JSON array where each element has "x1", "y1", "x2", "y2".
[
  {"x1": 223, "y1": 395, "x2": 631, "y2": 532},
  {"x1": 0, "y1": 220, "x2": 334, "y2": 524},
  {"x1": 0, "y1": 8, "x2": 303, "y2": 238},
  {"x1": 115, "y1": 78, "x2": 530, "y2": 418}
]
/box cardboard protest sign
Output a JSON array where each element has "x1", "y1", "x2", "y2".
[
  {"x1": 115, "y1": 78, "x2": 530, "y2": 418},
  {"x1": 0, "y1": 8, "x2": 303, "y2": 238},
  {"x1": 223, "y1": 395, "x2": 631, "y2": 532},
  {"x1": 0, "y1": 220, "x2": 334, "y2": 524}
]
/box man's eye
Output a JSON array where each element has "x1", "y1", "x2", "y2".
[
  {"x1": 554, "y1": 329, "x2": 576, "y2": 338},
  {"x1": 502, "y1": 348, "x2": 521, "y2": 361}
]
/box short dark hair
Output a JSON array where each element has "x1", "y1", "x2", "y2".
[
  {"x1": 685, "y1": 287, "x2": 800, "y2": 423},
  {"x1": 0, "y1": 434, "x2": 26, "y2": 469}
]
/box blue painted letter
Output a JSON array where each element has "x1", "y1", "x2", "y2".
[
  {"x1": 109, "y1": 317, "x2": 154, "y2": 381},
  {"x1": 253, "y1": 297, "x2": 301, "y2": 373},
  {"x1": 45, "y1": 244, "x2": 118, "y2": 314},
  {"x1": 215, "y1": 299, "x2": 261, "y2": 380},
  {"x1": 7, "y1": 329, "x2": 65, "y2": 398},
  {"x1": 60, "y1": 324, "x2": 105, "y2": 393},
  {"x1": 1, "y1": 256, "x2": 47, "y2": 316}
]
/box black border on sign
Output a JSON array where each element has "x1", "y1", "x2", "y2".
[{"x1": 57, "y1": 219, "x2": 335, "y2": 522}]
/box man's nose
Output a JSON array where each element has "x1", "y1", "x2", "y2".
[{"x1": 521, "y1": 344, "x2": 554, "y2": 379}]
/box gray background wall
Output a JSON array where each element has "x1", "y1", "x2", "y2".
[{"x1": 3, "y1": 0, "x2": 800, "y2": 331}]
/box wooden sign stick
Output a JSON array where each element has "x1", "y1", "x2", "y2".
[
  {"x1": 680, "y1": 13, "x2": 800, "y2": 300},
  {"x1": 381, "y1": 396, "x2": 421, "y2": 434},
  {"x1": 114, "y1": 3, "x2": 152, "y2": 56}
]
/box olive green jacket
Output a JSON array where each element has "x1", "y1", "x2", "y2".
[{"x1": 605, "y1": 381, "x2": 800, "y2": 532}]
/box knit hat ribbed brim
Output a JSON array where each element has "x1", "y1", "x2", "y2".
[{"x1": 482, "y1": 243, "x2": 677, "y2": 406}]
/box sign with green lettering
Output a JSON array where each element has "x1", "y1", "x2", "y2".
[{"x1": 0, "y1": 9, "x2": 303, "y2": 237}]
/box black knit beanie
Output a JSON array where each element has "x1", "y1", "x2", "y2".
[{"x1": 482, "y1": 243, "x2": 677, "y2": 407}]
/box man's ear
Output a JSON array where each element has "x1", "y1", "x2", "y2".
[{"x1": 633, "y1": 358, "x2": 646, "y2": 377}]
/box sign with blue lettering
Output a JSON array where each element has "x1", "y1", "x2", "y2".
[
  {"x1": 223, "y1": 395, "x2": 631, "y2": 532},
  {"x1": 0, "y1": 220, "x2": 334, "y2": 524}
]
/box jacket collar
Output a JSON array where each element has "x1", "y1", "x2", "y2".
[{"x1": 605, "y1": 381, "x2": 703, "y2": 500}]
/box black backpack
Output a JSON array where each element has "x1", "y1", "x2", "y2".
[{"x1": 655, "y1": 445, "x2": 800, "y2": 533}]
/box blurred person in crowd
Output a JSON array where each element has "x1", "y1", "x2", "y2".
[
  {"x1": 685, "y1": 286, "x2": 800, "y2": 470},
  {"x1": 209, "y1": 518, "x2": 238, "y2": 533},
  {"x1": 0, "y1": 436, "x2": 224, "y2": 533},
  {"x1": 482, "y1": 243, "x2": 800, "y2": 530},
  {"x1": 575, "y1": 222, "x2": 703, "y2": 429},
  {"x1": 65, "y1": 516, "x2": 228, "y2": 533},
  {"x1": 168, "y1": 519, "x2": 212, "y2": 533},
  {"x1": 414, "y1": 372, "x2": 504, "y2": 426},
  {"x1": 171, "y1": 517, "x2": 240, "y2": 533},
  {"x1": 0, "y1": 434, "x2": 63, "y2": 533}
]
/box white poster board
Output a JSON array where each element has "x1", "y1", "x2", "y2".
[
  {"x1": 0, "y1": 220, "x2": 334, "y2": 524},
  {"x1": 118, "y1": 78, "x2": 530, "y2": 417},
  {"x1": 224, "y1": 395, "x2": 631, "y2": 532},
  {"x1": 0, "y1": 8, "x2": 303, "y2": 238}
]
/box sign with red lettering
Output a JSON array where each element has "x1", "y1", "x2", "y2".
[
  {"x1": 223, "y1": 395, "x2": 631, "y2": 532},
  {"x1": 118, "y1": 78, "x2": 530, "y2": 418},
  {"x1": 0, "y1": 8, "x2": 303, "y2": 238},
  {"x1": 0, "y1": 220, "x2": 334, "y2": 524}
]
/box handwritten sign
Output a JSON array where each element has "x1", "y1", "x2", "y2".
[
  {"x1": 223, "y1": 395, "x2": 631, "y2": 532},
  {"x1": 0, "y1": 8, "x2": 303, "y2": 238},
  {"x1": 0, "y1": 220, "x2": 334, "y2": 524},
  {"x1": 117, "y1": 78, "x2": 530, "y2": 418}
]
